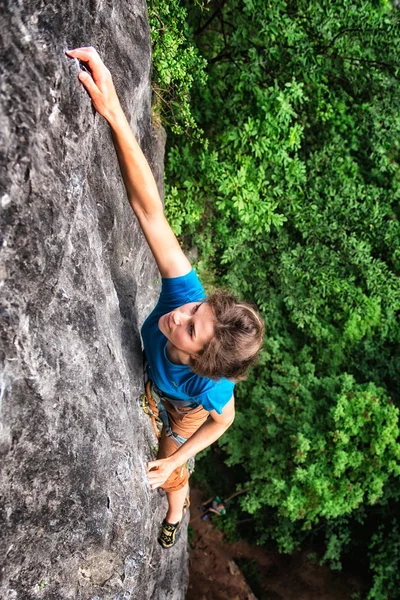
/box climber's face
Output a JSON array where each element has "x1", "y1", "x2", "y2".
[{"x1": 158, "y1": 301, "x2": 214, "y2": 359}]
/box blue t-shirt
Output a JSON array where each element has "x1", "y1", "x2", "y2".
[{"x1": 141, "y1": 269, "x2": 234, "y2": 414}]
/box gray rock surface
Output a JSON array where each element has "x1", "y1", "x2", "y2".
[{"x1": 0, "y1": 1, "x2": 188, "y2": 598}]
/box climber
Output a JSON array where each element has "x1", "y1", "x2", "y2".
[
  {"x1": 198, "y1": 496, "x2": 227, "y2": 520},
  {"x1": 66, "y1": 47, "x2": 264, "y2": 549}
]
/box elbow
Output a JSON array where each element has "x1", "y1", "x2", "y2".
[
  {"x1": 210, "y1": 407, "x2": 235, "y2": 431},
  {"x1": 129, "y1": 192, "x2": 163, "y2": 220},
  {"x1": 222, "y1": 414, "x2": 235, "y2": 431}
]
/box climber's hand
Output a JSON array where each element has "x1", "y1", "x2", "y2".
[
  {"x1": 65, "y1": 47, "x2": 121, "y2": 122},
  {"x1": 147, "y1": 457, "x2": 177, "y2": 489}
]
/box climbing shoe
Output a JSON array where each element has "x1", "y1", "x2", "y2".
[
  {"x1": 158, "y1": 519, "x2": 181, "y2": 549},
  {"x1": 158, "y1": 497, "x2": 190, "y2": 549}
]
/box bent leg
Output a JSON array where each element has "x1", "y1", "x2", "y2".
[
  {"x1": 166, "y1": 482, "x2": 189, "y2": 524},
  {"x1": 157, "y1": 402, "x2": 209, "y2": 526},
  {"x1": 157, "y1": 428, "x2": 190, "y2": 493}
]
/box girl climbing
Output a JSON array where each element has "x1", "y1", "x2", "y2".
[{"x1": 66, "y1": 47, "x2": 264, "y2": 549}]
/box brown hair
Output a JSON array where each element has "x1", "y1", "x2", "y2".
[{"x1": 189, "y1": 290, "x2": 265, "y2": 382}]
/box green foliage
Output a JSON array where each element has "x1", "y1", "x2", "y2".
[
  {"x1": 223, "y1": 374, "x2": 400, "y2": 525},
  {"x1": 148, "y1": 0, "x2": 207, "y2": 135},
  {"x1": 149, "y1": 0, "x2": 400, "y2": 597},
  {"x1": 367, "y1": 519, "x2": 400, "y2": 600}
]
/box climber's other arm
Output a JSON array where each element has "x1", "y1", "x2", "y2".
[
  {"x1": 147, "y1": 396, "x2": 235, "y2": 489},
  {"x1": 66, "y1": 47, "x2": 191, "y2": 279}
]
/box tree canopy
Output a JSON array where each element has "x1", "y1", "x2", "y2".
[{"x1": 148, "y1": 1, "x2": 400, "y2": 597}]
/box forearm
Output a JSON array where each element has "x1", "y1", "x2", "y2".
[
  {"x1": 106, "y1": 108, "x2": 162, "y2": 218},
  {"x1": 168, "y1": 417, "x2": 232, "y2": 469}
]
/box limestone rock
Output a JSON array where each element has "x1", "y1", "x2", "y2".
[{"x1": 0, "y1": 1, "x2": 188, "y2": 598}]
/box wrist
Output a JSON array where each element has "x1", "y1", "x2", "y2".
[
  {"x1": 104, "y1": 101, "x2": 125, "y2": 128},
  {"x1": 167, "y1": 453, "x2": 181, "y2": 471}
]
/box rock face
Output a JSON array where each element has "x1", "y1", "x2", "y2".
[{"x1": 0, "y1": 2, "x2": 188, "y2": 598}]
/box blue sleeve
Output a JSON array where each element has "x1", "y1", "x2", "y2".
[
  {"x1": 157, "y1": 269, "x2": 206, "y2": 310},
  {"x1": 197, "y1": 380, "x2": 235, "y2": 414}
]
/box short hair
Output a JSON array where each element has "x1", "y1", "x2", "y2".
[{"x1": 189, "y1": 290, "x2": 265, "y2": 382}]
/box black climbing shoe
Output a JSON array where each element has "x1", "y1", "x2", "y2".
[
  {"x1": 158, "y1": 497, "x2": 190, "y2": 549},
  {"x1": 158, "y1": 519, "x2": 181, "y2": 549}
]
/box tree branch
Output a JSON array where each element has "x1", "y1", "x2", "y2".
[
  {"x1": 322, "y1": 52, "x2": 397, "y2": 73},
  {"x1": 195, "y1": 0, "x2": 229, "y2": 36}
]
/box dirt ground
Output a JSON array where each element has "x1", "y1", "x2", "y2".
[{"x1": 187, "y1": 488, "x2": 364, "y2": 600}]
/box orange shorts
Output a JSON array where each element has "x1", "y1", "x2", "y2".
[{"x1": 147, "y1": 383, "x2": 209, "y2": 493}]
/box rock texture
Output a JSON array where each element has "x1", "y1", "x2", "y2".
[{"x1": 0, "y1": 1, "x2": 188, "y2": 598}]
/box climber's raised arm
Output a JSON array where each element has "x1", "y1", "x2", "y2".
[{"x1": 66, "y1": 47, "x2": 191, "y2": 279}]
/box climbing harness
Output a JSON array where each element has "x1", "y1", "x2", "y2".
[
  {"x1": 141, "y1": 380, "x2": 188, "y2": 447},
  {"x1": 141, "y1": 356, "x2": 197, "y2": 473}
]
